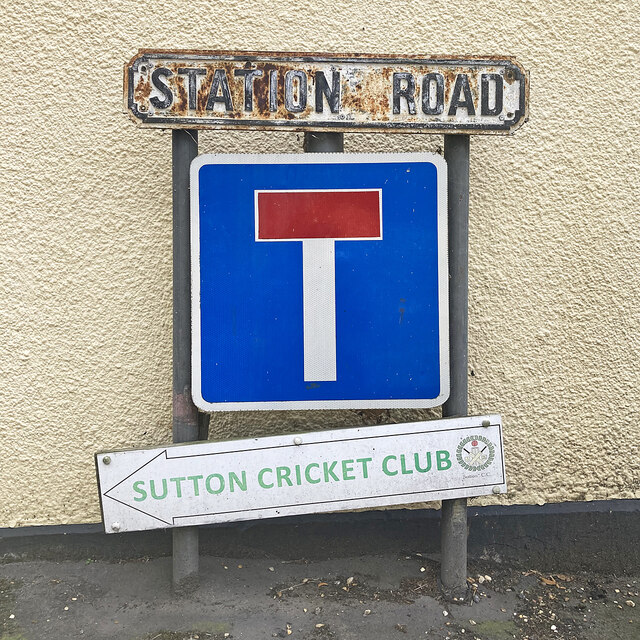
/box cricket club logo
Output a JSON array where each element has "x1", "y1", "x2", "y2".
[{"x1": 456, "y1": 435, "x2": 495, "y2": 472}]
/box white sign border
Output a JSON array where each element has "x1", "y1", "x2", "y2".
[{"x1": 190, "y1": 152, "x2": 449, "y2": 411}]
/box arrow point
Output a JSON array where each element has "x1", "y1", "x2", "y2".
[
  {"x1": 104, "y1": 449, "x2": 168, "y2": 497},
  {"x1": 102, "y1": 449, "x2": 175, "y2": 526}
]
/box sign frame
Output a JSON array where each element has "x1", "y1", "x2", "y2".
[{"x1": 190, "y1": 152, "x2": 449, "y2": 412}]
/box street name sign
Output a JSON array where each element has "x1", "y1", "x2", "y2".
[
  {"x1": 191, "y1": 152, "x2": 448, "y2": 411},
  {"x1": 97, "y1": 415, "x2": 506, "y2": 533},
  {"x1": 124, "y1": 50, "x2": 529, "y2": 134}
]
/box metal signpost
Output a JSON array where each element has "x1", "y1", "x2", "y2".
[
  {"x1": 172, "y1": 128, "x2": 201, "y2": 591},
  {"x1": 113, "y1": 50, "x2": 529, "y2": 597}
]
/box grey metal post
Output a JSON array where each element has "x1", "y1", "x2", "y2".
[
  {"x1": 172, "y1": 129, "x2": 200, "y2": 594},
  {"x1": 303, "y1": 131, "x2": 344, "y2": 153},
  {"x1": 440, "y1": 134, "x2": 470, "y2": 600}
]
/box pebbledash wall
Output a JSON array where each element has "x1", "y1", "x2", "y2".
[{"x1": 0, "y1": 1, "x2": 638, "y2": 529}]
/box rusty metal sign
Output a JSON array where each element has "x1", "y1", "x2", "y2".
[{"x1": 124, "y1": 50, "x2": 528, "y2": 134}]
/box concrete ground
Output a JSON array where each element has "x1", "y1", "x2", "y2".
[{"x1": 1, "y1": 552, "x2": 638, "y2": 640}]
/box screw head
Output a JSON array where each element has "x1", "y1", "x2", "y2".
[
  {"x1": 492, "y1": 486, "x2": 501, "y2": 494},
  {"x1": 293, "y1": 436, "x2": 303, "y2": 446},
  {"x1": 111, "y1": 522, "x2": 120, "y2": 532},
  {"x1": 482, "y1": 420, "x2": 490, "y2": 428},
  {"x1": 102, "y1": 456, "x2": 111, "y2": 465}
]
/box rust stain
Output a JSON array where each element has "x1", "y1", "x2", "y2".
[
  {"x1": 173, "y1": 391, "x2": 198, "y2": 423},
  {"x1": 172, "y1": 78, "x2": 187, "y2": 115},
  {"x1": 224, "y1": 61, "x2": 244, "y2": 118},
  {"x1": 130, "y1": 48, "x2": 520, "y2": 66},
  {"x1": 255, "y1": 61, "x2": 276, "y2": 115},
  {"x1": 196, "y1": 72, "x2": 212, "y2": 116},
  {"x1": 134, "y1": 76, "x2": 152, "y2": 103},
  {"x1": 342, "y1": 66, "x2": 390, "y2": 121},
  {"x1": 442, "y1": 67, "x2": 461, "y2": 108}
]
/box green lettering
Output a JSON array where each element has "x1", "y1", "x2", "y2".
[
  {"x1": 356, "y1": 457, "x2": 372, "y2": 479},
  {"x1": 414, "y1": 452, "x2": 432, "y2": 473},
  {"x1": 205, "y1": 473, "x2": 225, "y2": 494},
  {"x1": 342, "y1": 459, "x2": 355, "y2": 480},
  {"x1": 294, "y1": 464, "x2": 302, "y2": 486},
  {"x1": 170, "y1": 476, "x2": 186, "y2": 498},
  {"x1": 436, "y1": 450, "x2": 452, "y2": 471},
  {"x1": 150, "y1": 478, "x2": 168, "y2": 500},
  {"x1": 400, "y1": 454, "x2": 413, "y2": 475},
  {"x1": 229, "y1": 471, "x2": 247, "y2": 492},
  {"x1": 382, "y1": 455, "x2": 398, "y2": 476},
  {"x1": 305, "y1": 463, "x2": 321, "y2": 484},
  {"x1": 187, "y1": 475, "x2": 203, "y2": 496},
  {"x1": 258, "y1": 467, "x2": 274, "y2": 489},
  {"x1": 323, "y1": 460, "x2": 340, "y2": 482},
  {"x1": 133, "y1": 480, "x2": 147, "y2": 502},
  {"x1": 276, "y1": 466, "x2": 293, "y2": 487}
]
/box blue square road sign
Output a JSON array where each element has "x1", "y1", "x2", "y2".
[{"x1": 190, "y1": 152, "x2": 449, "y2": 410}]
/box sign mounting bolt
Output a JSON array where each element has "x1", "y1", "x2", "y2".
[
  {"x1": 111, "y1": 522, "x2": 120, "y2": 532},
  {"x1": 102, "y1": 456, "x2": 111, "y2": 465},
  {"x1": 482, "y1": 420, "x2": 490, "y2": 428},
  {"x1": 293, "y1": 437, "x2": 303, "y2": 446},
  {"x1": 492, "y1": 486, "x2": 501, "y2": 494}
]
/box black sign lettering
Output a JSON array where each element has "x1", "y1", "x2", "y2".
[
  {"x1": 481, "y1": 73, "x2": 503, "y2": 116},
  {"x1": 393, "y1": 73, "x2": 417, "y2": 115},
  {"x1": 269, "y1": 70, "x2": 278, "y2": 112},
  {"x1": 234, "y1": 68, "x2": 264, "y2": 112},
  {"x1": 315, "y1": 70, "x2": 341, "y2": 113},
  {"x1": 285, "y1": 70, "x2": 307, "y2": 113},
  {"x1": 150, "y1": 67, "x2": 173, "y2": 110},
  {"x1": 177, "y1": 68, "x2": 206, "y2": 110},
  {"x1": 206, "y1": 69, "x2": 234, "y2": 111},
  {"x1": 421, "y1": 73, "x2": 444, "y2": 115},
  {"x1": 448, "y1": 74, "x2": 476, "y2": 116}
]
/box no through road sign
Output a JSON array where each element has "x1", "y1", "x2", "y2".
[{"x1": 191, "y1": 152, "x2": 448, "y2": 411}]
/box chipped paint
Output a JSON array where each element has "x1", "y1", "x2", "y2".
[{"x1": 124, "y1": 50, "x2": 529, "y2": 134}]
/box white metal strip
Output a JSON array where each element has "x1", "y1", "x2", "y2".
[{"x1": 302, "y1": 239, "x2": 337, "y2": 381}]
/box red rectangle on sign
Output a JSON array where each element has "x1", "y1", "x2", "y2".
[{"x1": 257, "y1": 190, "x2": 381, "y2": 240}]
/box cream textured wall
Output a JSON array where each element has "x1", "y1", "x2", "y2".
[{"x1": 0, "y1": 1, "x2": 638, "y2": 527}]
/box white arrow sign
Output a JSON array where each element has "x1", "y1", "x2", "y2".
[{"x1": 97, "y1": 416, "x2": 505, "y2": 533}]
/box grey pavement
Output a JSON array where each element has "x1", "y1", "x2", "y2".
[{"x1": 1, "y1": 553, "x2": 638, "y2": 640}]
